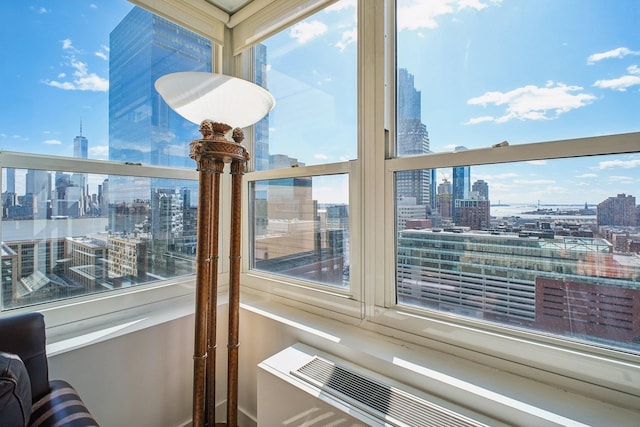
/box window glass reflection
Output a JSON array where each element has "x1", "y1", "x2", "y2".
[
  {"x1": 251, "y1": 174, "x2": 349, "y2": 288},
  {"x1": 1, "y1": 168, "x2": 197, "y2": 309},
  {"x1": 252, "y1": 0, "x2": 357, "y2": 170}
]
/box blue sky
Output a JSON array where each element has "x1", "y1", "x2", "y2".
[
  {"x1": 0, "y1": 0, "x2": 638, "y2": 205},
  {"x1": 0, "y1": 0, "x2": 132, "y2": 159}
]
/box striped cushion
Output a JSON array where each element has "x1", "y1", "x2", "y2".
[{"x1": 29, "y1": 380, "x2": 98, "y2": 427}]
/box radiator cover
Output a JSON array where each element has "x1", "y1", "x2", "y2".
[{"x1": 257, "y1": 343, "x2": 500, "y2": 427}]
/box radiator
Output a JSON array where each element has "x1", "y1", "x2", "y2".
[{"x1": 257, "y1": 343, "x2": 501, "y2": 427}]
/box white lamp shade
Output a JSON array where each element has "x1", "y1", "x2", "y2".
[{"x1": 154, "y1": 71, "x2": 275, "y2": 128}]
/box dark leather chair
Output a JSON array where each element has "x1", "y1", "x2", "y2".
[{"x1": 0, "y1": 312, "x2": 98, "y2": 427}]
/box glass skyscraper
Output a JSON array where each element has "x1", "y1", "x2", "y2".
[
  {"x1": 109, "y1": 7, "x2": 212, "y2": 169},
  {"x1": 396, "y1": 68, "x2": 431, "y2": 219},
  {"x1": 73, "y1": 124, "x2": 88, "y2": 159},
  {"x1": 107, "y1": 7, "x2": 211, "y2": 277}
]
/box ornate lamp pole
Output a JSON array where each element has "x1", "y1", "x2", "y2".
[
  {"x1": 155, "y1": 72, "x2": 274, "y2": 427},
  {"x1": 190, "y1": 120, "x2": 248, "y2": 427}
]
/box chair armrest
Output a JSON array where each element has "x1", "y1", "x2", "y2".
[{"x1": 29, "y1": 380, "x2": 98, "y2": 427}]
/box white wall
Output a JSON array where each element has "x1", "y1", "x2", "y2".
[{"x1": 48, "y1": 315, "x2": 196, "y2": 427}]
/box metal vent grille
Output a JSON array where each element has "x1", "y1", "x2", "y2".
[{"x1": 292, "y1": 357, "x2": 489, "y2": 427}]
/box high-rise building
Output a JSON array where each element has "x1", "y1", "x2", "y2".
[
  {"x1": 6, "y1": 168, "x2": 15, "y2": 194},
  {"x1": 73, "y1": 122, "x2": 88, "y2": 159},
  {"x1": 107, "y1": 5, "x2": 213, "y2": 229},
  {"x1": 436, "y1": 178, "x2": 453, "y2": 219},
  {"x1": 396, "y1": 68, "x2": 431, "y2": 206},
  {"x1": 454, "y1": 198, "x2": 490, "y2": 230},
  {"x1": 452, "y1": 146, "x2": 470, "y2": 221},
  {"x1": 472, "y1": 179, "x2": 489, "y2": 201},
  {"x1": 25, "y1": 169, "x2": 51, "y2": 219},
  {"x1": 253, "y1": 44, "x2": 271, "y2": 172},
  {"x1": 597, "y1": 193, "x2": 637, "y2": 227},
  {"x1": 109, "y1": 7, "x2": 212, "y2": 168}
]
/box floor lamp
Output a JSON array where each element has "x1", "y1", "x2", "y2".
[{"x1": 155, "y1": 72, "x2": 275, "y2": 427}]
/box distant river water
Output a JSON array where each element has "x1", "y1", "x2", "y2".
[{"x1": 490, "y1": 204, "x2": 597, "y2": 221}]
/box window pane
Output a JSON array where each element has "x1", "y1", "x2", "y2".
[
  {"x1": 396, "y1": 0, "x2": 640, "y2": 154},
  {"x1": 252, "y1": 0, "x2": 357, "y2": 171},
  {"x1": 0, "y1": 2, "x2": 211, "y2": 165},
  {"x1": 1, "y1": 2, "x2": 212, "y2": 309},
  {"x1": 251, "y1": 175, "x2": 349, "y2": 288},
  {"x1": 1, "y1": 168, "x2": 197, "y2": 310},
  {"x1": 395, "y1": 153, "x2": 640, "y2": 352}
]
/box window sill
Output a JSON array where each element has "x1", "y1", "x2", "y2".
[{"x1": 38, "y1": 278, "x2": 197, "y2": 356}]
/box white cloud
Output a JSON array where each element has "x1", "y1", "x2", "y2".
[
  {"x1": 513, "y1": 179, "x2": 555, "y2": 185},
  {"x1": 397, "y1": 0, "x2": 497, "y2": 31},
  {"x1": 89, "y1": 145, "x2": 109, "y2": 159},
  {"x1": 608, "y1": 175, "x2": 635, "y2": 184},
  {"x1": 598, "y1": 159, "x2": 640, "y2": 169},
  {"x1": 576, "y1": 173, "x2": 597, "y2": 178},
  {"x1": 465, "y1": 115, "x2": 494, "y2": 125},
  {"x1": 336, "y1": 27, "x2": 357, "y2": 51},
  {"x1": 44, "y1": 139, "x2": 62, "y2": 145},
  {"x1": 62, "y1": 39, "x2": 74, "y2": 50},
  {"x1": 467, "y1": 81, "x2": 596, "y2": 123},
  {"x1": 43, "y1": 57, "x2": 108, "y2": 91},
  {"x1": 587, "y1": 47, "x2": 640, "y2": 64},
  {"x1": 526, "y1": 160, "x2": 547, "y2": 166},
  {"x1": 290, "y1": 20, "x2": 328, "y2": 44},
  {"x1": 314, "y1": 153, "x2": 329, "y2": 160},
  {"x1": 31, "y1": 6, "x2": 50, "y2": 14},
  {"x1": 593, "y1": 65, "x2": 640, "y2": 91},
  {"x1": 95, "y1": 45, "x2": 109, "y2": 61}
]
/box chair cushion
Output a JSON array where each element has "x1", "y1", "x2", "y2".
[{"x1": 0, "y1": 351, "x2": 32, "y2": 427}]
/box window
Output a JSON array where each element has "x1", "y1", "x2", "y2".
[
  {"x1": 1, "y1": 161, "x2": 198, "y2": 310},
  {"x1": 249, "y1": 0, "x2": 357, "y2": 171},
  {"x1": 243, "y1": 0, "x2": 358, "y2": 311},
  {"x1": 0, "y1": 1, "x2": 213, "y2": 312},
  {"x1": 394, "y1": 0, "x2": 640, "y2": 356}
]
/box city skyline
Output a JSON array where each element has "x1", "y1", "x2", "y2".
[{"x1": 0, "y1": 0, "x2": 638, "y2": 205}]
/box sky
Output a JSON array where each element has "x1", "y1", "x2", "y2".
[
  {"x1": 0, "y1": 0, "x2": 133, "y2": 160},
  {"x1": 0, "y1": 0, "x2": 638, "y2": 205}
]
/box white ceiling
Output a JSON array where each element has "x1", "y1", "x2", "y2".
[{"x1": 205, "y1": 0, "x2": 255, "y2": 13}]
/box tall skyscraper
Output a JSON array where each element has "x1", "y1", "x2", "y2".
[
  {"x1": 107, "y1": 7, "x2": 211, "y2": 280},
  {"x1": 396, "y1": 68, "x2": 431, "y2": 206},
  {"x1": 253, "y1": 44, "x2": 271, "y2": 172},
  {"x1": 452, "y1": 146, "x2": 470, "y2": 220},
  {"x1": 109, "y1": 7, "x2": 212, "y2": 169},
  {"x1": 6, "y1": 168, "x2": 15, "y2": 194},
  {"x1": 73, "y1": 121, "x2": 88, "y2": 159},
  {"x1": 25, "y1": 170, "x2": 51, "y2": 219}
]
